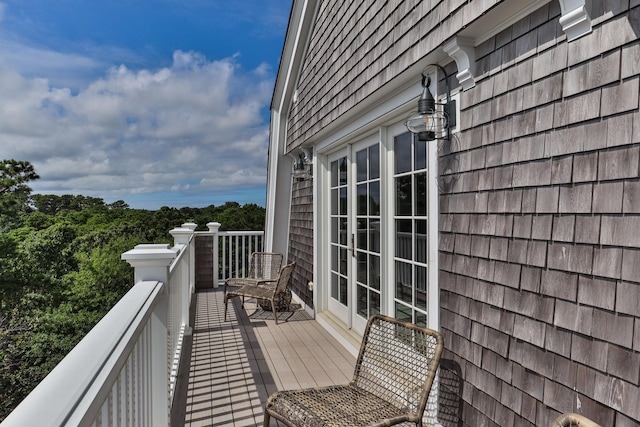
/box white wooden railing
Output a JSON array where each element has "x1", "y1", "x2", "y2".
[
  {"x1": 1, "y1": 222, "x2": 265, "y2": 427},
  {"x1": 218, "y1": 230, "x2": 264, "y2": 282}
]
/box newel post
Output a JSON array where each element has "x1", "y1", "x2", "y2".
[
  {"x1": 207, "y1": 222, "x2": 221, "y2": 288},
  {"x1": 121, "y1": 243, "x2": 176, "y2": 284},
  {"x1": 170, "y1": 225, "x2": 195, "y2": 327},
  {"x1": 121, "y1": 244, "x2": 176, "y2": 427},
  {"x1": 182, "y1": 222, "x2": 198, "y2": 293}
]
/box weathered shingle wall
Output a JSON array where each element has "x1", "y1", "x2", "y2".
[
  {"x1": 288, "y1": 178, "x2": 314, "y2": 306},
  {"x1": 441, "y1": 2, "x2": 640, "y2": 425},
  {"x1": 286, "y1": 0, "x2": 494, "y2": 152}
]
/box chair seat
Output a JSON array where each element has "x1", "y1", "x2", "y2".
[
  {"x1": 265, "y1": 384, "x2": 416, "y2": 427},
  {"x1": 226, "y1": 277, "x2": 274, "y2": 288},
  {"x1": 229, "y1": 283, "x2": 278, "y2": 300}
]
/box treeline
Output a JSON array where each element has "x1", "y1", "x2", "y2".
[{"x1": 0, "y1": 160, "x2": 265, "y2": 420}]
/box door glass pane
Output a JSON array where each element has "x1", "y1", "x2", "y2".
[
  {"x1": 339, "y1": 158, "x2": 348, "y2": 185},
  {"x1": 370, "y1": 290, "x2": 380, "y2": 316},
  {"x1": 416, "y1": 265, "x2": 427, "y2": 311},
  {"x1": 357, "y1": 218, "x2": 367, "y2": 250},
  {"x1": 369, "y1": 254, "x2": 380, "y2": 290},
  {"x1": 370, "y1": 145, "x2": 380, "y2": 179},
  {"x1": 339, "y1": 277, "x2": 348, "y2": 305},
  {"x1": 395, "y1": 260, "x2": 412, "y2": 304},
  {"x1": 331, "y1": 188, "x2": 338, "y2": 215},
  {"x1": 415, "y1": 311, "x2": 427, "y2": 328},
  {"x1": 395, "y1": 132, "x2": 412, "y2": 174},
  {"x1": 415, "y1": 139, "x2": 427, "y2": 170},
  {"x1": 395, "y1": 302, "x2": 412, "y2": 322},
  {"x1": 415, "y1": 172, "x2": 427, "y2": 216},
  {"x1": 357, "y1": 183, "x2": 367, "y2": 215},
  {"x1": 357, "y1": 252, "x2": 367, "y2": 285},
  {"x1": 331, "y1": 245, "x2": 338, "y2": 270},
  {"x1": 369, "y1": 181, "x2": 380, "y2": 216},
  {"x1": 357, "y1": 285, "x2": 367, "y2": 318},
  {"x1": 357, "y1": 150, "x2": 367, "y2": 182},
  {"x1": 416, "y1": 220, "x2": 427, "y2": 264},
  {"x1": 395, "y1": 219, "x2": 412, "y2": 259},
  {"x1": 369, "y1": 219, "x2": 380, "y2": 252},
  {"x1": 396, "y1": 175, "x2": 412, "y2": 215},
  {"x1": 339, "y1": 218, "x2": 347, "y2": 245}
]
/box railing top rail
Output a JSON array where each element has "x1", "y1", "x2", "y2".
[
  {"x1": 219, "y1": 231, "x2": 264, "y2": 236},
  {"x1": 1, "y1": 281, "x2": 164, "y2": 427},
  {"x1": 169, "y1": 243, "x2": 188, "y2": 273}
]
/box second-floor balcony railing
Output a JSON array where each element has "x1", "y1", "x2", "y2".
[{"x1": 0, "y1": 222, "x2": 265, "y2": 427}]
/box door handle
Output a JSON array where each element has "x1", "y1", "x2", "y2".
[{"x1": 349, "y1": 233, "x2": 356, "y2": 257}]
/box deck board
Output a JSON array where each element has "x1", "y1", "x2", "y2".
[{"x1": 174, "y1": 288, "x2": 356, "y2": 426}]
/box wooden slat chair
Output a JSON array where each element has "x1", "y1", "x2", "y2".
[
  {"x1": 224, "y1": 262, "x2": 295, "y2": 325},
  {"x1": 263, "y1": 314, "x2": 444, "y2": 426},
  {"x1": 552, "y1": 413, "x2": 602, "y2": 427},
  {"x1": 223, "y1": 252, "x2": 283, "y2": 294}
]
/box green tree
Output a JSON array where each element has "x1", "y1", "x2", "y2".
[{"x1": 0, "y1": 160, "x2": 38, "y2": 215}]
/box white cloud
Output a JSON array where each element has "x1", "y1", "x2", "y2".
[{"x1": 0, "y1": 50, "x2": 274, "y2": 206}]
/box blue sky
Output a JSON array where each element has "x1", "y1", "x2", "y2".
[{"x1": 0, "y1": 0, "x2": 292, "y2": 209}]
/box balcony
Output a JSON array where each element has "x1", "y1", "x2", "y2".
[
  {"x1": 0, "y1": 223, "x2": 358, "y2": 427},
  {"x1": 175, "y1": 287, "x2": 356, "y2": 426}
]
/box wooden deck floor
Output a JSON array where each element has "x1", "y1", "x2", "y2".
[{"x1": 172, "y1": 288, "x2": 357, "y2": 427}]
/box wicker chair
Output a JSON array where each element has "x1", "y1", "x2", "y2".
[
  {"x1": 263, "y1": 314, "x2": 444, "y2": 426},
  {"x1": 224, "y1": 262, "x2": 295, "y2": 325},
  {"x1": 223, "y1": 252, "x2": 283, "y2": 293},
  {"x1": 552, "y1": 413, "x2": 602, "y2": 427}
]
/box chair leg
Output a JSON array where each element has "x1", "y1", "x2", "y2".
[
  {"x1": 224, "y1": 296, "x2": 229, "y2": 321},
  {"x1": 263, "y1": 410, "x2": 270, "y2": 427},
  {"x1": 272, "y1": 299, "x2": 278, "y2": 325}
]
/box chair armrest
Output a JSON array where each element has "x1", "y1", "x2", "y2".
[{"x1": 255, "y1": 278, "x2": 278, "y2": 287}]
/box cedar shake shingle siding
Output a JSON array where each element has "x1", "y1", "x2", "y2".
[
  {"x1": 441, "y1": 2, "x2": 640, "y2": 426},
  {"x1": 289, "y1": 179, "x2": 314, "y2": 306},
  {"x1": 286, "y1": 0, "x2": 497, "y2": 151},
  {"x1": 279, "y1": 0, "x2": 640, "y2": 425}
]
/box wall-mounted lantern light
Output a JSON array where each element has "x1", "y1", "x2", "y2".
[
  {"x1": 404, "y1": 64, "x2": 456, "y2": 141},
  {"x1": 292, "y1": 147, "x2": 312, "y2": 181}
]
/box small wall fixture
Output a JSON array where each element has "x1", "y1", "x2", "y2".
[
  {"x1": 405, "y1": 64, "x2": 456, "y2": 141},
  {"x1": 292, "y1": 147, "x2": 312, "y2": 181}
]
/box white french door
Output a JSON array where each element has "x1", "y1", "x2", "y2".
[
  {"x1": 326, "y1": 137, "x2": 381, "y2": 335},
  {"x1": 323, "y1": 122, "x2": 439, "y2": 336}
]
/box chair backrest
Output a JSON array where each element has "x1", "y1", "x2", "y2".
[
  {"x1": 248, "y1": 252, "x2": 283, "y2": 280},
  {"x1": 353, "y1": 315, "x2": 443, "y2": 419},
  {"x1": 273, "y1": 262, "x2": 295, "y2": 295},
  {"x1": 552, "y1": 413, "x2": 602, "y2": 427}
]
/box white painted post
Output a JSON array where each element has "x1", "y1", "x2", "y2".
[
  {"x1": 121, "y1": 244, "x2": 176, "y2": 427},
  {"x1": 182, "y1": 223, "x2": 197, "y2": 296},
  {"x1": 207, "y1": 222, "x2": 221, "y2": 288},
  {"x1": 122, "y1": 244, "x2": 176, "y2": 284},
  {"x1": 171, "y1": 226, "x2": 195, "y2": 327},
  {"x1": 181, "y1": 222, "x2": 197, "y2": 231}
]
